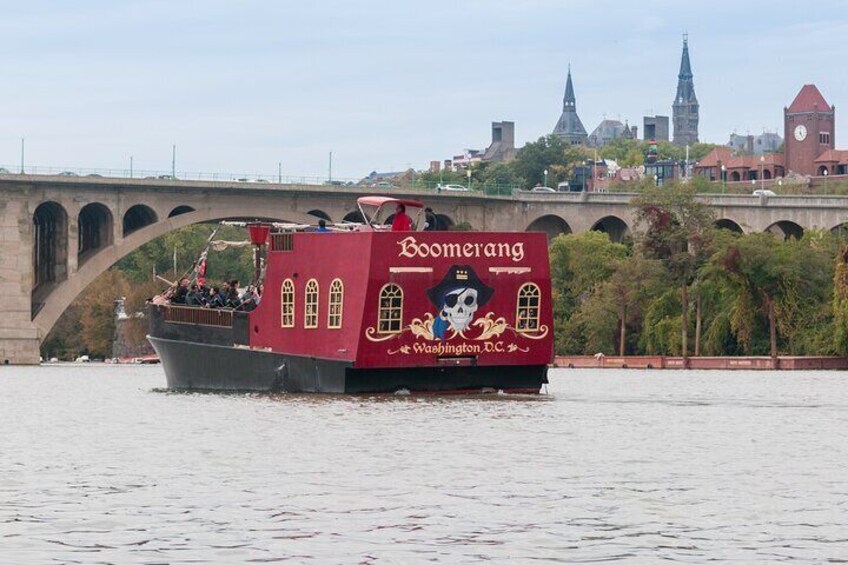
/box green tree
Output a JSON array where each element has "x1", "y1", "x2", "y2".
[
  {"x1": 548, "y1": 232, "x2": 627, "y2": 353},
  {"x1": 714, "y1": 233, "x2": 810, "y2": 361},
  {"x1": 834, "y1": 246, "x2": 848, "y2": 355},
  {"x1": 512, "y1": 135, "x2": 586, "y2": 187},
  {"x1": 633, "y1": 181, "x2": 715, "y2": 364},
  {"x1": 579, "y1": 255, "x2": 666, "y2": 355}
]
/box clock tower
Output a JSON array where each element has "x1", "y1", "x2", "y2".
[{"x1": 784, "y1": 84, "x2": 835, "y2": 176}]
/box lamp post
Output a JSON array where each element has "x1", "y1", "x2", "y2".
[
  {"x1": 721, "y1": 164, "x2": 726, "y2": 193},
  {"x1": 824, "y1": 168, "x2": 829, "y2": 194},
  {"x1": 467, "y1": 168, "x2": 472, "y2": 191},
  {"x1": 543, "y1": 168, "x2": 548, "y2": 188},
  {"x1": 582, "y1": 162, "x2": 587, "y2": 192},
  {"x1": 760, "y1": 155, "x2": 765, "y2": 192},
  {"x1": 653, "y1": 174, "x2": 658, "y2": 187}
]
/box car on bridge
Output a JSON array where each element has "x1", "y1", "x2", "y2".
[
  {"x1": 437, "y1": 184, "x2": 469, "y2": 192},
  {"x1": 752, "y1": 189, "x2": 776, "y2": 197},
  {"x1": 531, "y1": 186, "x2": 556, "y2": 193}
]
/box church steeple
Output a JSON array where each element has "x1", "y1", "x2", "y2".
[
  {"x1": 672, "y1": 34, "x2": 699, "y2": 146},
  {"x1": 553, "y1": 64, "x2": 587, "y2": 145},
  {"x1": 678, "y1": 35, "x2": 693, "y2": 79},
  {"x1": 563, "y1": 65, "x2": 576, "y2": 111}
]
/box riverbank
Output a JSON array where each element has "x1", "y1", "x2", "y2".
[{"x1": 554, "y1": 355, "x2": 848, "y2": 370}]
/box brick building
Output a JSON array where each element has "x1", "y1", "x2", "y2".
[
  {"x1": 694, "y1": 147, "x2": 785, "y2": 182},
  {"x1": 784, "y1": 84, "x2": 835, "y2": 176}
]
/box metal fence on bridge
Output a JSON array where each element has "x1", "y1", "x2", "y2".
[{"x1": 0, "y1": 164, "x2": 522, "y2": 196}]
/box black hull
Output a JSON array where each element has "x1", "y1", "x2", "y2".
[{"x1": 148, "y1": 335, "x2": 548, "y2": 394}]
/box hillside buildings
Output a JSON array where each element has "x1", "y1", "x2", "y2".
[
  {"x1": 643, "y1": 116, "x2": 670, "y2": 143},
  {"x1": 438, "y1": 121, "x2": 517, "y2": 172},
  {"x1": 728, "y1": 132, "x2": 783, "y2": 155},
  {"x1": 695, "y1": 84, "x2": 846, "y2": 181},
  {"x1": 551, "y1": 37, "x2": 697, "y2": 149}
]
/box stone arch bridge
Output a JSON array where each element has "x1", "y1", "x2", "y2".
[{"x1": 3, "y1": 174, "x2": 848, "y2": 363}]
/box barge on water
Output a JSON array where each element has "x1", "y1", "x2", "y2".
[{"x1": 148, "y1": 197, "x2": 553, "y2": 393}]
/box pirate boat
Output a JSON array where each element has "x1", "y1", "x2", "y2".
[{"x1": 148, "y1": 196, "x2": 553, "y2": 393}]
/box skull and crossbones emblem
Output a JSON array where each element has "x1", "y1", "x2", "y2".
[
  {"x1": 427, "y1": 266, "x2": 494, "y2": 339},
  {"x1": 441, "y1": 288, "x2": 479, "y2": 331}
]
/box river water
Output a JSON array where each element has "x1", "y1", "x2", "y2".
[{"x1": 1, "y1": 365, "x2": 847, "y2": 564}]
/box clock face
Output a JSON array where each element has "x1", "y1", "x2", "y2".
[{"x1": 794, "y1": 124, "x2": 807, "y2": 141}]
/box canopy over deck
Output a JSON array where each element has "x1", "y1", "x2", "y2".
[{"x1": 356, "y1": 196, "x2": 423, "y2": 209}]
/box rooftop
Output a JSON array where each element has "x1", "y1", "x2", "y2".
[{"x1": 787, "y1": 84, "x2": 832, "y2": 113}]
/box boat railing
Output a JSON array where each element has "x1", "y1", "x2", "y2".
[
  {"x1": 163, "y1": 304, "x2": 234, "y2": 327},
  {"x1": 270, "y1": 232, "x2": 294, "y2": 251}
]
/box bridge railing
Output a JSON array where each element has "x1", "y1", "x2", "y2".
[
  {"x1": 0, "y1": 164, "x2": 526, "y2": 194},
  {"x1": 8, "y1": 163, "x2": 844, "y2": 197}
]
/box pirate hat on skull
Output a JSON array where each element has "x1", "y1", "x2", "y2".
[{"x1": 427, "y1": 265, "x2": 494, "y2": 307}]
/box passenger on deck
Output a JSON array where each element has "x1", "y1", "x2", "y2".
[
  {"x1": 186, "y1": 284, "x2": 203, "y2": 306},
  {"x1": 424, "y1": 207, "x2": 438, "y2": 231},
  {"x1": 227, "y1": 281, "x2": 241, "y2": 308},
  {"x1": 315, "y1": 219, "x2": 330, "y2": 233},
  {"x1": 208, "y1": 286, "x2": 224, "y2": 308},
  {"x1": 172, "y1": 277, "x2": 189, "y2": 304},
  {"x1": 391, "y1": 204, "x2": 412, "y2": 232}
]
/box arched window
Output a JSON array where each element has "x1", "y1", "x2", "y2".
[
  {"x1": 305, "y1": 279, "x2": 319, "y2": 328},
  {"x1": 280, "y1": 279, "x2": 295, "y2": 328},
  {"x1": 377, "y1": 284, "x2": 403, "y2": 334},
  {"x1": 328, "y1": 278, "x2": 344, "y2": 329},
  {"x1": 516, "y1": 283, "x2": 541, "y2": 332}
]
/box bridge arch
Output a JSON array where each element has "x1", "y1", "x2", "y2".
[
  {"x1": 715, "y1": 218, "x2": 743, "y2": 233},
  {"x1": 123, "y1": 204, "x2": 158, "y2": 236},
  {"x1": 591, "y1": 215, "x2": 629, "y2": 243},
  {"x1": 169, "y1": 205, "x2": 195, "y2": 218},
  {"x1": 32, "y1": 206, "x2": 317, "y2": 338},
  {"x1": 32, "y1": 201, "x2": 69, "y2": 301},
  {"x1": 831, "y1": 222, "x2": 848, "y2": 239},
  {"x1": 526, "y1": 214, "x2": 572, "y2": 240},
  {"x1": 766, "y1": 220, "x2": 804, "y2": 240},
  {"x1": 78, "y1": 203, "x2": 113, "y2": 264}
]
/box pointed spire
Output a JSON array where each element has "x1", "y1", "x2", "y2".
[
  {"x1": 553, "y1": 63, "x2": 587, "y2": 144},
  {"x1": 563, "y1": 65, "x2": 576, "y2": 110},
  {"x1": 678, "y1": 34, "x2": 692, "y2": 79}
]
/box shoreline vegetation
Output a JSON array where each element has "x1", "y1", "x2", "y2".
[{"x1": 552, "y1": 183, "x2": 848, "y2": 362}]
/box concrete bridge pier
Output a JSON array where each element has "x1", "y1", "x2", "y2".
[{"x1": 0, "y1": 199, "x2": 40, "y2": 364}]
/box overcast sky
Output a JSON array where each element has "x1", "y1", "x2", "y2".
[{"x1": 1, "y1": 0, "x2": 846, "y2": 179}]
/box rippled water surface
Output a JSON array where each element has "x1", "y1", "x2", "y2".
[{"x1": 2, "y1": 365, "x2": 848, "y2": 563}]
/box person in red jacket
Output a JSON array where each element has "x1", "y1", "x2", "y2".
[{"x1": 391, "y1": 203, "x2": 412, "y2": 231}]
